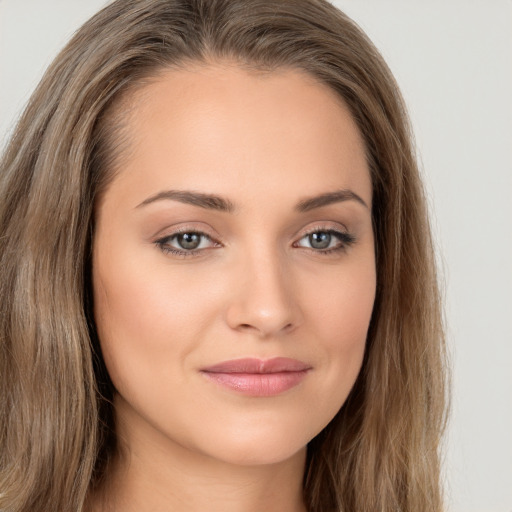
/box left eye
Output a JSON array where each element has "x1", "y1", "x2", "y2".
[{"x1": 295, "y1": 230, "x2": 351, "y2": 251}]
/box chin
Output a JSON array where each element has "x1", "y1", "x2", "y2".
[
  {"x1": 204, "y1": 437, "x2": 308, "y2": 468},
  {"x1": 182, "y1": 412, "x2": 322, "y2": 468}
]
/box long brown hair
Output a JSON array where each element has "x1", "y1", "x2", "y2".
[{"x1": 0, "y1": 1, "x2": 448, "y2": 510}]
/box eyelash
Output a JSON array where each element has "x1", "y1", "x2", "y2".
[
  {"x1": 154, "y1": 227, "x2": 356, "y2": 258},
  {"x1": 293, "y1": 227, "x2": 356, "y2": 255},
  {"x1": 155, "y1": 228, "x2": 219, "y2": 258}
]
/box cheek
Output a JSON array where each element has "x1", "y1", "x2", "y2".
[
  {"x1": 91, "y1": 244, "x2": 235, "y2": 401},
  {"x1": 308, "y1": 256, "x2": 376, "y2": 342},
  {"x1": 305, "y1": 259, "x2": 376, "y2": 392}
]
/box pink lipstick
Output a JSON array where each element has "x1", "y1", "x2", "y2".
[{"x1": 200, "y1": 357, "x2": 311, "y2": 397}]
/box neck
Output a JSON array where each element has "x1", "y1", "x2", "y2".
[{"x1": 90, "y1": 398, "x2": 308, "y2": 512}]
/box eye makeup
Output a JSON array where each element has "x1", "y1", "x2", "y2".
[
  {"x1": 293, "y1": 227, "x2": 356, "y2": 255},
  {"x1": 155, "y1": 228, "x2": 221, "y2": 258},
  {"x1": 153, "y1": 223, "x2": 356, "y2": 259}
]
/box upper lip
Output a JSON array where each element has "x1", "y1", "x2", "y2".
[{"x1": 201, "y1": 357, "x2": 311, "y2": 374}]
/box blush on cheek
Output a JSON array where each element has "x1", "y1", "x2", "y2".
[
  {"x1": 312, "y1": 273, "x2": 374, "y2": 394},
  {"x1": 94, "y1": 254, "x2": 160, "y2": 334},
  {"x1": 316, "y1": 287, "x2": 375, "y2": 347}
]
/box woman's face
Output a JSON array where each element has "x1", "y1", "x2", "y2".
[{"x1": 92, "y1": 63, "x2": 376, "y2": 467}]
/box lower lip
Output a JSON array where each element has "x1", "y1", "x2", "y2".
[{"x1": 201, "y1": 370, "x2": 309, "y2": 397}]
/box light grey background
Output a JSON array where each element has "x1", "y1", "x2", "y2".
[{"x1": 1, "y1": 1, "x2": 511, "y2": 511}]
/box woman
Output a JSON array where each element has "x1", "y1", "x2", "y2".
[{"x1": 0, "y1": 0, "x2": 448, "y2": 511}]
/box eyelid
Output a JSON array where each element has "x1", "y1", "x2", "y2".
[
  {"x1": 152, "y1": 221, "x2": 355, "y2": 258},
  {"x1": 294, "y1": 222, "x2": 351, "y2": 241},
  {"x1": 153, "y1": 224, "x2": 223, "y2": 257},
  {"x1": 151, "y1": 221, "x2": 219, "y2": 241},
  {"x1": 292, "y1": 223, "x2": 356, "y2": 253}
]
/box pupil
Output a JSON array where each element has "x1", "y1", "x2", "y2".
[
  {"x1": 309, "y1": 232, "x2": 331, "y2": 249},
  {"x1": 178, "y1": 233, "x2": 201, "y2": 250}
]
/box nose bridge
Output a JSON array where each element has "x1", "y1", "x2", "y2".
[{"x1": 225, "y1": 241, "x2": 301, "y2": 337}]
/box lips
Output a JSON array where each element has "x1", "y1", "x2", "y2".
[{"x1": 200, "y1": 357, "x2": 311, "y2": 396}]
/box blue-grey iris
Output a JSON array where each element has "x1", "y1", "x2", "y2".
[
  {"x1": 177, "y1": 233, "x2": 201, "y2": 250},
  {"x1": 309, "y1": 232, "x2": 331, "y2": 249}
]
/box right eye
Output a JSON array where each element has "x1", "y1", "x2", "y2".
[{"x1": 155, "y1": 231, "x2": 218, "y2": 256}]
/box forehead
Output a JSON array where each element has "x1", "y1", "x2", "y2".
[{"x1": 103, "y1": 62, "x2": 371, "y2": 210}]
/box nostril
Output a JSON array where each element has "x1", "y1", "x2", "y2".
[{"x1": 225, "y1": 283, "x2": 303, "y2": 336}]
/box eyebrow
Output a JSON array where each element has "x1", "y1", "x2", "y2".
[
  {"x1": 296, "y1": 189, "x2": 369, "y2": 212},
  {"x1": 136, "y1": 190, "x2": 235, "y2": 212},
  {"x1": 136, "y1": 188, "x2": 368, "y2": 212}
]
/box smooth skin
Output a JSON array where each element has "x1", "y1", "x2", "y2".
[{"x1": 91, "y1": 62, "x2": 376, "y2": 512}]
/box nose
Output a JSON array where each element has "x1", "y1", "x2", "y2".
[{"x1": 224, "y1": 251, "x2": 303, "y2": 338}]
